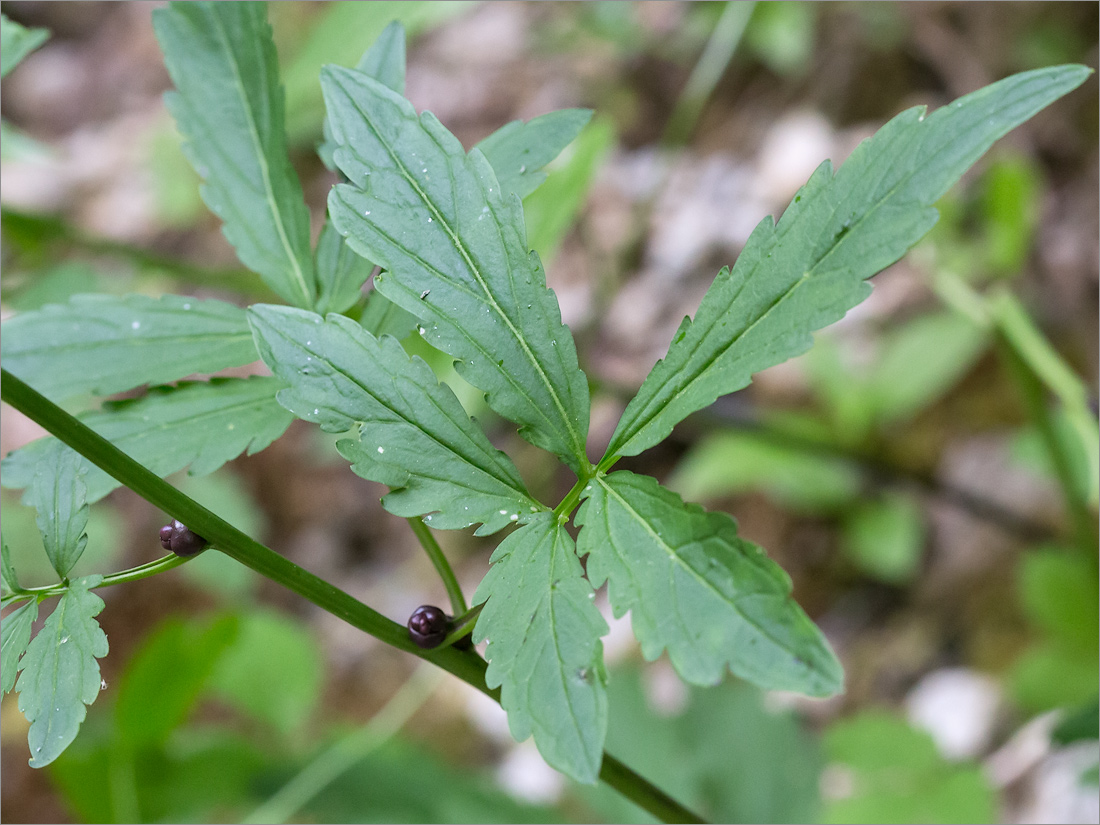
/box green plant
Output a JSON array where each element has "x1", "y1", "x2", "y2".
[{"x1": 0, "y1": 3, "x2": 1090, "y2": 821}]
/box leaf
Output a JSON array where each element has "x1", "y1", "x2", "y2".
[
  {"x1": 322, "y1": 67, "x2": 592, "y2": 474},
  {"x1": 604, "y1": 65, "x2": 1092, "y2": 461},
  {"x1": 317, "y1": 20, "x2": 406, "y2": 171},
  {"x1": 2, "y1": 600, "x2": 38, "y2": 695},
  {"x1": 313, "y1": 218, "x2": 374, "y2": 315},
  {"x1": 207, "y1": 608, "x2": 323, "y2": 736},
  {"x1": 248, "y1": 304, "x2": 540, "y2": 534},
  {"x1": 0, "y1": 294, "x2": 256, "y2": 403},
  {"x1": 115, "y1": 613, "x2": 238, "y2": 748},
  {"x1": 2, "y1": 377, "x2": 292, "y2": 508},
  {"x1": 0, "y1": 12, "x2": 48, "y2": 78},
  {"x1": 523, "y1": 116, "x2": 616, "y2": 263},
  {"x1": 473, "y1": 513, "x2": 609, "y2": 783},
  {"x1": 475, "y1": 108, "x2": 593, "y2": 200},
  {"x1": 576, "y1": 471, "x2": 843, "y2": 695},
  {"x1": 153, "y1": 1, "x2": 316, "y2": 308},
  {"x1": 314, "y1": 21, "x2": 404, "y2": 310},
  {"x1": 16, "y1": 575, "x2": 109, "y2": 768},
  {"x1": 822, "y1": 712, "x2": 997, "y2": 824},
  {"x1": 31, "y1": 442, "x2": 90, "y2": 579},
  {"x1": 2, "y1": 537, "x2": 21, "y2": 596},
  {"x1": 359, "y1": 290, "x2": 417, "y2": 340}
]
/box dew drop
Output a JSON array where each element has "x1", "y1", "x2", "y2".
[
  {"x1": 59, "y1": 636, "x2": 69, "y2": 645},
  {"x1": 499, "y1": 509, "x2": 508, "y2": 515},
  {"x1": 182, "y1": 303, "x2": 191, "y2": 310},
  {"x1": 509, "y1": 513, "x2": 518, "y2": 521},
  {"x1": 518, "y1": 164, "x2": 526, "y2": 173},
  {"x1": 100, "y1": 678, "x2": 108, "y2": 690},
  {"x1": 427, "y1": 216, "x2": 433, "y2": 223},
  {"x1": 131, "y1": 321, "x2": 140, "y2": 330},
  {"x1": 364, "y1": 210, "x2": 371, "y2": 216},
  {"x1": 377, "y1": 446, "x2": 385, "y2": 454},
  {"x1": 313, "y1": 408, "x2": 319, "y2": 415}
]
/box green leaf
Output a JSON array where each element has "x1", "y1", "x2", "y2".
[
  {"x1": 16, "y1": 575, "x2": 109, "y2": 768},
  {"x1": 2, "y1": 377, "x2": 292, "y2": 508},
  {"x1": 153, "y1": 1, "x2": 316, "y2": 308},
  {"x1": 823, "y1": 711, "x2": 997, "y2": 824},
  {"x1": 523, "y1": 116, "x2": 616, "y2": 263},
  {"x1": 840, "y1": 494, "x2": 925, "y2": 584},
  {"x1": 576, "y1": 471, "x2": 843, "y2": 695},
  {"x1": 473, "y1": 513, "x2": 609, "y2": 783},
  {"x1": 317, "y1": 20, "x2": 406, "y2": 171},
  {"x1": 669, "y1": 426, "x2": 862, "y2": 514},
  {"x1": 248, "y1": 304, "x2": 540, "y2": 534},
  {"x1": 1017, "y1": 549, "x2": 1098, "y2": 653},
  {"x1": 866, "y1": 311, "x2": 987, "y2": 424},
  {"x1": 31, "y1": 442, "x2": 90, "y2": 579},
  {"x1": 207, "y1": 608, "x2": 323, "y2": 736},
  {"x1": 0, "y1": 13, "x2": 49, "y2": 78},
  {"x1": 115, "y1": 613, "x2": 238, "y2": 748},
  {"x1": 322, "y1": 67, "x2": 592, "y2": 474},
  {"x1": 2, "y1": 600, "x2": 38, "y2": 695},
  {"x1": 281, "y1": 1, "x2": 467, "y2": 142},
  {"x1": 313, "y1": 218, "x2": 374, "y2": 316},
  {"x1": 604, "y1": 65, "x2": 1092, "y2": 461},
  {"x1": 475, "y1": 109, "x2": 593, "y2": 201},
  {"x1": 2, "y1": 537, "x2": 21, "y2": 596},
  {"x1": 0, "y1": 294, "x2": 256, "y2": 403},
  {"x1": 359, "y1": 290, "x2": 417, "y2": 340}
]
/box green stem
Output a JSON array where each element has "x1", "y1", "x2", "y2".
[
  {"x1": 8, "y1": 553, "x2": 192, "y2": 604},
  {"x1": 243, "y1": 663, "x2": 443, "y2": 824},
  {"x1": 554, "y1": 473, "x2": 594, "y2": 520},
  {"x1": 1, "y1": 369, "x2": 707, "y2": 824},
  {"x1": 995, "y1": 336, "x2": 1099, "y2": 558},
  {"x1": 662, "y1": 1, "x2": 755, "y2": 147},
  {"x1": 406, "y1": 517, "x2": 467, "y2": 615}
]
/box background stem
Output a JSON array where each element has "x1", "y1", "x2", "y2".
[{"x1": 406, "y1": 517, "x2": 467, "y2": 614}]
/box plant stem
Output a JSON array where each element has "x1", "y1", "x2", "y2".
[
  {"x1": 8, "y1": 553, "x2": 192, "y2": 603},
  {"x1": 243, "y1": 663, "x2": 443, "y2": 824},
  {"x1": 1, "y1": 369, "x2": 708, "y2": 824},
  {"x1": 406, "y1": 517, "x2": 467, "y2": 615},
  {"x1": 995, "y1": 333, "x2": 1099, "y2": 559},
  {"x1": 662, "y1": 1, "x2": 755, "y2": 147}
]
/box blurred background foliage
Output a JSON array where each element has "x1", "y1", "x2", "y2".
[{"x1": 1, "y1": 2, "x2": 1096, "y2": 823}]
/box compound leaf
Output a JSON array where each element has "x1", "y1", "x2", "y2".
[
  {"x1": 0, "y1": 12, "x2": 48, "y2": 78},
  {"x1": 475, "y1": 108, "x2": 593, "y2": 201},
  {"x1": 2, "y1": 377, "x2": 292, "y2": 508},
  {"x1": 473, "y1": 513, "x2": 609, "y2": 783},
  {"x1": 248, "y1": 304, "x2": 540, "y2": 534},
  {"x1": 31, "y1": 442, "x2": 89, "y2": 579},
  {"x1": 605, "y1": 65, "x2": 1091, "y2": 461},
  {"x1": 16, "y1": 576, "x2": 108, "y2": 768},
  {"x1": 576, "y1": 471, "x2": 843, "y2": 696},
  {"x1": 154, "y1": 1, "x2": 316, "y2": 308},
  {"x1": 322, "y1": 67, "x2": 591, "y2": 474},
  {"x1": 0, "y1": 294, "x2": 256, "y2": 403},
  {"x1": 2, "y1": 600, "x2": 38, "y2": 695}
]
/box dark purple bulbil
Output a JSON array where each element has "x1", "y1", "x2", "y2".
[
  {"x1": 407, "y1": 604, "x2": 449, "y2": 649},
  {"x1": 159, "y1": 520, "x2": 208, "y2": 557}
]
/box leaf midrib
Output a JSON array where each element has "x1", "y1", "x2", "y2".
[
  {"x1": 597, "y1": 476, "x2": 802, "y2": 661},
  {"x1": 339, "y1": 81, "x2": 586, "y2": 469},
  {"x1": 610, "y1": 115, "x2": 933, "y2": 459},
  {"x1": 267, "y1": 320, "x2": 533, "y2": 504},
  {"x1": 210, "y1": 12, "x2": 311, "y2": 310}
]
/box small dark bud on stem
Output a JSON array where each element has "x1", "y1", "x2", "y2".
[
  {"x1": 159, "y1": 519, "x2": 208, "y2": 557},
  {"x1": 407, "y1": 604, "x2": 449, "y2": 649}
]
